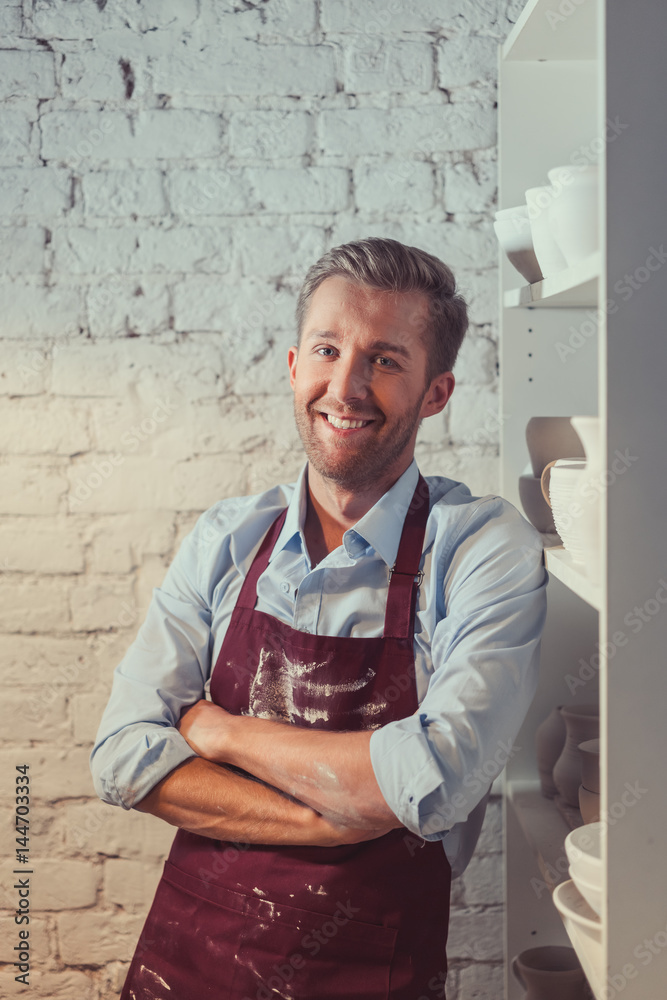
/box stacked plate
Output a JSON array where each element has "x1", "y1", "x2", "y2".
[{"x1": 541, "y1": 458, "x2": 587, "y2": 563}]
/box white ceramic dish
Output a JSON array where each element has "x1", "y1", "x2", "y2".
[
  {"x1": 493, "y1": 212, "x2": 543, "y2": 284},
  {"x1": 568, "y1": 865, "x2": 602, "y2": 916},
  {"x1": 565, "y1": 822, "x2": 603, "y2": 886},
  {"x1": 553, "y1": 880, "x2": 604, "y2": 997},
  {"x1": 553, "y1": 879, "x2": 602, "y2": 943},
  {"x1": 525, "y1": 185, "x2": 568, "y2": 277}
]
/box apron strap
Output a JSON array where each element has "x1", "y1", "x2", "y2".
[
  {"x1": 235, "y1": 475, "x2": 431, "y2": 639},
  {"x1": 235, "y1": 508, "x2": 289, "y2": 610},
  {"x1": 383, "y1": 474, "x2": 431, "y2": 640}
]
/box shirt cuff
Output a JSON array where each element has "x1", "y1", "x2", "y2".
[
  {"x1": 369, "y1": 717, "x2": 449, "y2": 840},
  {"x1": 92, "y1": 727, "x2": 197, "y2": 810}
]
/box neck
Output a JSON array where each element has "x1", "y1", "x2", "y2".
[{"x1": 303, "y1": 459, "x2": 412, "y2": 564}]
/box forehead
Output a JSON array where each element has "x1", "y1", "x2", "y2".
[{"x1": 303, "y1": 276, "x2": 431, "y2": 345}]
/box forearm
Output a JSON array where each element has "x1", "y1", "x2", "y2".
[
  {"x1": 133, "y1": 756, "x2": 387, "y2": 846},
  {"x1": 216, "y1": 717, "x2": 400, "y2": 829}
]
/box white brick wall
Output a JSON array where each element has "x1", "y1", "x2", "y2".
[{"x1": 1, "y1": 2, "x2": 524, "y2": 996}]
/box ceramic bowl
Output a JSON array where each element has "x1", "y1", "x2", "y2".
[
  {"x1": 568, "y1": 865, "x2": 602, "y2": 917},
  {"x1": 553, "y1": 879, "x2": 602, "y2": 945},
  {"x1": 525, "y1": 185, "x2": 568, "y2": 278},
  {"x1": 578, "y1": 738, "x2": 600, "y2": 794},
  {"x1": 566, "y1": 822, "x2": 603, "y2": 888},
  {"x1": 547, "y1": 165, "x2": 599, "y2": 266},
  {"x1": 579, "y1": 784, "x2": 601, "y2": 823},
  {"x1": 525, "y1": 416, "x2": 586, "y2": 478},
  {"x1": 493, "y1": 209, "x2": 543, "y2": 284},
  {"x1": 518, "y1": 475, "x2": 557, "y2": 534}
]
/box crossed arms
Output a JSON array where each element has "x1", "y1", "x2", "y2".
[{"x1": 135, "y1": 702, "x2": 402, "y2": 846}]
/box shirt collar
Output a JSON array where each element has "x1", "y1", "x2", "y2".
[{"x1": 271, "y1": 459, "x2": 421, "y2": 570}]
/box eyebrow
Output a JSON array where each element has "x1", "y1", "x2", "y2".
[{"x1": 304, "y1": 329, "x2": 413, "y2": 359}]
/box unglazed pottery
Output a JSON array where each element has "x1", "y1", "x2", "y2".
[
  {"x1": 535, "y1": 705, "x2": 566, "y2": 797},
  {"x1": 579, "y1": 784, "x2": 601, "y2": 824},
  {"x1": 511, "y1": 945, "x2": 591, "y2": 1000},
  {"x1": 578, "y1": 738, "x2": 600, "y2": 794},
  {"x1": 570, "y1": 416, "x2": 602, "y2": 585},
  {"x1": 526, "y1": 416, "x2": 586, "y2": 478},
  {"x1": 519, "y1": 475, "x2": 557, "y2": 534},
  {"x1": 552, "y1": 704, "x2": 599, "y2": 808}
]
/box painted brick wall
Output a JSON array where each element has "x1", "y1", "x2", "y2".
[{"x1": 1, "y1": 1, "x2": 525, "y2": 996}]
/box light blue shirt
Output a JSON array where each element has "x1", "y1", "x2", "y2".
[{"x1": 91, "y1": 459, "x2": 547, "y2": 875}]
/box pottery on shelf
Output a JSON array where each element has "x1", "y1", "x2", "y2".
[
  {"x1": 511, "y1": 945, "x2": 591, "y2": 1000},
  {"x1": 541, "y1": 459, "x2": 588, "y2": 562},
  {"x1": 494, "y1": 205, "x2": 544, "y2": 284},
  {"x1": 535, "y1": 705, "x2": 566, "y2": 798},
  {"x1": 525, "y1": 185, "x2": 568, "y2": 278},
  {"x1": 579, "y1": 784, "x2": 601, "y2": 824},
  {"x1": 552, "y1": 704, "x2": 599, "y2": 808},
  {"x1": 525, "y1": 416, "x2": 586, "y2": 479},
  {"x1": 570, "y1": 416, "x2": 602, "y2": 586},
  {"x1": 547, "y1": 165, "x2": 599, "y2": 266},
  {"x1": 579, "y1": 738, "x2": 600, "y2": 794},
  {"x1": 519, "y1": 474, "x2": 557, "y2": 534}
]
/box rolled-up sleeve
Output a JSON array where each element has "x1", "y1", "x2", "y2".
[
  {"x1": 370, "y1": 498, "x2": 547, "y2": 840},
  {"x1": 90, "y1": 518, "x2": 214, "y2": 809}
]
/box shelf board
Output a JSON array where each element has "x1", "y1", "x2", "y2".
[
  {"x1": 543, "y1": 543, "x2": 602, "y2": 611},
  {"x1": 502, "y1": 0, "x2": 598, "y2": 62},
  {"x1": 504, "y1": 252, "x2": 600, "y2": 309},
  {"x1": 506, "y1": 780, "x2": 573, "y2": 893}
]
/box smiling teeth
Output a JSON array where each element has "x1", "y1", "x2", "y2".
[{"x1": 326, "y1": 415, "x2": 369, "y2": 429}]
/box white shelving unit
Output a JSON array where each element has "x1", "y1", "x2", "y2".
[{"x1": 499, "y1": 3, "x2": 667, "y2": 998}]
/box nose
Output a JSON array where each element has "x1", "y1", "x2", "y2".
[{"x1": 327, "y1": 353, "x2": 371, "y2": 406}]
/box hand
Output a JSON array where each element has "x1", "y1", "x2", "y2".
[{"x1": 177, "y1": 699, "x2": 234, "y2": 762}]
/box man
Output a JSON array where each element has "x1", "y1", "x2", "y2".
[{"x1": 91, "y1": 237, "x2": 547, "y2": 999}]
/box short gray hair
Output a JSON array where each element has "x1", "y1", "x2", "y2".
[{"x1": 295, "y1": 237, "x2": 469, "y2": 380}]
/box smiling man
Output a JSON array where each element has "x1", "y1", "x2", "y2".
[{"x1": 91, "y1": 237, "x2": 547, "y2": 1000}]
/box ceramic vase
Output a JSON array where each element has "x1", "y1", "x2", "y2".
[
  {"x1": 552, "y1": 704, "x2": 599, "y2": 808},
  {"x1": 535, "y1": 706, "x2": 566, "y2": 798},
  {"x1": 512, "y1": 945, "x2": 591, "y2": 1000},
  {"x1": 570, "y1": 416, "x2": 602, "y2": 585}
]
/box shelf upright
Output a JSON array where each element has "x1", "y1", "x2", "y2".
[{"x1": 499, "y1": 2, "x2": 667, "y2": 998}]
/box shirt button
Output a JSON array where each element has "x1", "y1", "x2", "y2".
[{"x1": 280, "y1": 581, "x2": 290, "y2": 594}]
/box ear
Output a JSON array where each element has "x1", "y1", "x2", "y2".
[
  {"x1": 288, "y1": 346, "x2": 298, "y2": 390},
  {"x1": 420, "y1": 371, "x2": 455, "y2": 419}
]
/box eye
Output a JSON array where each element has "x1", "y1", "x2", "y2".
[
  {"x1": 375, "y1": 355, "x2": 398, "y2": 368},
  {"x1": 316, "y1": 346, "x2": 337, "y2": 357}
]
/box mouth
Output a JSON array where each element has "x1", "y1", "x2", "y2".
[{"x1": 319, "y1": 412, "x2": 375, "y2": 431}]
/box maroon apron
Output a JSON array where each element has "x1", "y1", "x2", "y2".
[{"x1": 121, "y1": 475, "x2": 451, "y2": 1000}]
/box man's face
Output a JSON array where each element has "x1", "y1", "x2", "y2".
[{"x1": 288, "y1": 276, "x2": 454, "y2": 492}]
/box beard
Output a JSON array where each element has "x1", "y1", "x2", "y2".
[{"x1": 293, "y1": 393, "x2": 426, "y2": 492}]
